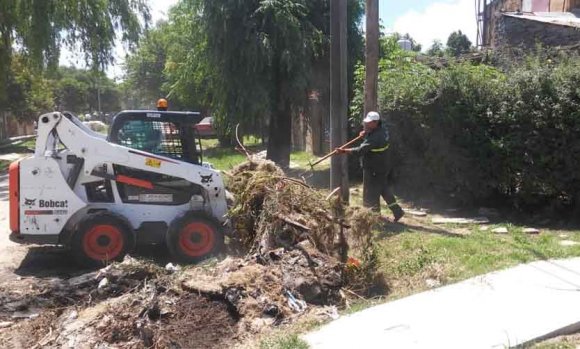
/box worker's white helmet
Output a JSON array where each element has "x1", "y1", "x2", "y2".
[{"x1": 363, "y1": 111, "x2": 380, "y2": 123}]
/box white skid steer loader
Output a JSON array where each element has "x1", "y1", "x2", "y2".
[{"x1": 8, "y1": 111, "x2": 229, "y2": 267}]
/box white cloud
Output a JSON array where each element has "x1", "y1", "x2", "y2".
[{"x1": 392, "y1": 0, "x2": 477, "y2": 50}]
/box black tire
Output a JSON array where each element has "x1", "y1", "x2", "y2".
[
  {"x1": 71, "y1": 212, "x2": 133, "y2": 268},
  {"x1": 166, "y1": 212, "x2": 224, "y2": 264}
]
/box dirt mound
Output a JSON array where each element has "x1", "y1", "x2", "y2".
[{"x1": 0, "y1": 246, "x2": 343, "y2": 348}]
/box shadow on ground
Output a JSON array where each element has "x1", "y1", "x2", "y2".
[
  {"x1": 13, "y1": 244, "x2": 173, "y2": 278},
  {"x1": 376, "y1": 221, "x2": 467, "y2": 240}
]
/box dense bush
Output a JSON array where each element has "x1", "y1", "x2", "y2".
[{"x1": 353, "y1": 50, "x2": 580, "y2": 212}]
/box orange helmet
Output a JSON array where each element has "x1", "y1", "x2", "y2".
[{"x1": 156, "y1": 98, "x2": 168, "y2": 109}]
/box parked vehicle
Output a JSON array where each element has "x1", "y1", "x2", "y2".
[{"x1": 194, "y1": 117, "x2": 216, "y2": 138}]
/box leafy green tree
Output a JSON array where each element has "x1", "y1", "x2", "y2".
[
  {"x1": 124, "y1": 23, "x2": 170, "y2": 109},
  {"x1": 124, "y1": 0, "x2": 363, "y2": 162},
  {"x1": 87, "y1": 74, "x2": 122, "y2": 114},
  {"x1": 427, "y1": 40, "x2": 445, "y2": 57},
  {"x1": 167, "y1": 0, "x2": 324, "y2": 166},
  {"x1": 55, "y1": 77, "x2": 89, "y2": 112},
  {"x1": 53, "y1": 67, "x2": 121, "y2": 114},
  {"x1": 54, "y1": 67, "x2": 91, "y2": 112},
  {"x1": 7, "y1": 55, "x2": 54, "y2": 114},
  {"x1": 0, "y1": 0, "x2": 150, "y2": 112},
  {"x1": 446, "y1": 30, "x2": 472, "y2": 57}
]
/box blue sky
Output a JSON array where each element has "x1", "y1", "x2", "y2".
[
  {"x1": 62, "y1": 0, "x2": 477, "y2": 78},
  {"x1": 380, "y1": 0, "x2": 476, "y2": 49},
  {"x1": 380, "y1": 0, "x2": 441, "y2": 27}
]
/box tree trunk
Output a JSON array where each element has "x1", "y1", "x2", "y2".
[
  {"x1": 267, "y1": 97, "x2": 292, "y2": 168},
  {"x1": 267, "y1": 49, "x2": 292, "y2": 168}
]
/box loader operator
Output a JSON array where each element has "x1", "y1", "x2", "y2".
[
  {"x1": 157, "y1": 98, "x2": 168, "y2": 111},
  {"x1": 336, "y1": 111, "x2": 405, "y2": 223}
]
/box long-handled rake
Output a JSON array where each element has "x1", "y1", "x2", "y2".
[{"x1": 301, "y1": 134, "x2": 364, "y2": 178}]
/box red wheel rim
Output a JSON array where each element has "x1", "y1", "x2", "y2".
[
  {"x1": 178, "y1": 222, "x2": 216, "y2": 257},
  {"x1": 82, "y1": 224, "x2": 124, "y2": 261}
]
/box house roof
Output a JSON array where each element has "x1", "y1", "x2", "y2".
[{"x1": 503, "y1": 11, "x2": 580, "y2": 28}]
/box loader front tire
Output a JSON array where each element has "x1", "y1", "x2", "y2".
[
  {"x1": 167, "y1": 213, "x2": 223, "y2": 264},
  {"x1": 71, "y1": 213, "x2": 132, "y2": 268}
]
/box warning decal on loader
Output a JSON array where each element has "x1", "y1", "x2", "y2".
[
  {"x1": 145, "y1": 157, "x2": 162, "y2": 168},
  {"x1": 25, "y1": 210, "x2": 68, "y2": 215}
]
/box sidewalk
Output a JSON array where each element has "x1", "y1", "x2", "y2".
[
  {"x1": 0, "y1": 153, "x2": 28, "y2": 162},
  {"x1": 303, "y1": 258, "x2": 580, "y2": 349}
]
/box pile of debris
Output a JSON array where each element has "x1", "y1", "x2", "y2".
[
  {"x1": 227, "y1": 159, "x2": 378, "y2": 256},
  {"x1": 0, "y1": 160, "x2": 383, "y2": 348},
  {"x1": 0, "y1": 249, "x2": 346, "y2": 348},
  {"x1": 226, "y1": 159, "x2": 383, "y2": 294}
]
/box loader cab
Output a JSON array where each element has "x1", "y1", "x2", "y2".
[{"x1": 108, "y1": 111, "x2": 204, "y2": 164}]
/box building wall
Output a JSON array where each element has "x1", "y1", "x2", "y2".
[
  {"x1": 495, "y1": 14, "x2": 580, "y2": 48},
  {"x1": 522, "y1": 0, "x2": 578, "y2": 12},
  {"x1": 482, "y1": 0, "x2": 522, "y2": 46},
  {"x1": 482, "y1": 0, "x2": 580, "y2": 47}
]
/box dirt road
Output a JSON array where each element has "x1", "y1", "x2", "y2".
[{"x1": 0, "y1": 172, "x2": 27, "y2": 281}]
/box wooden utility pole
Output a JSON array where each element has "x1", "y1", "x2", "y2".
[
  {"x1": 364, "y1": 0, "x2": 379, "y2": 115},
  {"x1": 330, "y1": 0, "x2": 349, "y2": 202}
]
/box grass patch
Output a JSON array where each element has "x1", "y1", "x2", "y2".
[
  {"x1": 203, "y1": 148, "x2": 249, "y2": 171},
  {"x1": 259, "y1": 334, "x2": 309, "y2": 349},
  {"x1": 0, "y1": 159, "x2": 9, "y2": 172},
  {"x1": 19, "y1": 138, "x2": 36, "y2": 149},
  {"x1": 200, "y1": 136, "x2": 264, "y2": 171},
  {"x1": 0, "y1": 137, "x2": 36, "y2": 155},
  {"x1": 377, "y1": 223, "x2": 580, "y2": 299},
  {"x1": 289, "y1": 151, "x2": 332, "y2": 172}
]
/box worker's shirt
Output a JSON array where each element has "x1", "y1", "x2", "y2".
[{"x1": 349, "y1": 126, "x2": 390, "y2": 174}]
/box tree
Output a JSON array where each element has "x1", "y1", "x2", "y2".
[
  {"x1": 55, "y1": 77, "x2": 89, "y2": 113},
  {"x1": 446, "y1": 30, "x2": 472, "y2": 57},
  {"x1": 124, "y1": 23, "x2": 170, "y2": 109},
  {"x1": 0, "y1": 0, "x2": 150, "y2": 112},
  {"x1": 7, "y1": 55, "x2": 54, "y2": 114},
  {"x1": 166, "y1": 0, "x2": 324, "y2": 167},
  {"x1": 427, "y1": 40, "x2": 445, "y2": 57},
  {"x1": 52, "y1": 67, "x2": 121, "y2": 114},
  {"x1": 124, "y1": 0, "x2": 364, "y2": 162}
]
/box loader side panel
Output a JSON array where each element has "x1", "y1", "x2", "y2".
[
  {"x1": 19, "y1": 158, "x2": 87, "y2": 236},
  {"x1": 9, "y1": 161, "x2": 20, "y2": 233}
]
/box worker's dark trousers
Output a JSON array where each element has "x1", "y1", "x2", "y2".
[{"x1": 363, "y1": 170, "x2": 403, "y2": 216}]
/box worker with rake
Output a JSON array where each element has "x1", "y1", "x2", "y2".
[{"x1": 336, "y1": 111, "x2": 405, "y2": 223}]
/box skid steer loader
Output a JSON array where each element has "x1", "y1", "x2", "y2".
[{"x1": 8, "y1": 111, "x2": 228, "y2": 266}]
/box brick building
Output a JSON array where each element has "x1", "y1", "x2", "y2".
[{"x1": 478, "y1": 0, "x2": 580, "y2": 48}]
